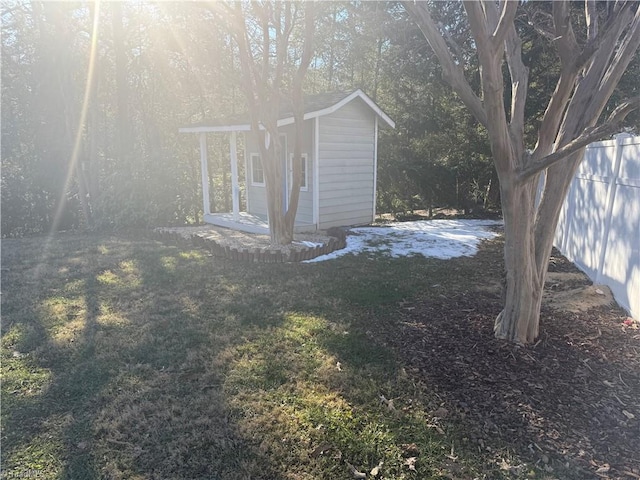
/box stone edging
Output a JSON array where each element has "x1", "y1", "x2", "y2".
[{"x1": 151, "y1": 227, "x2": 347, "y2": 263}]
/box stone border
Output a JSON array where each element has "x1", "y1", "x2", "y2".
[{"x1": 151, "y1": 227, "x2": 347, "y2": 263}]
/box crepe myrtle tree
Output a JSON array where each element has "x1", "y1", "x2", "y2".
[
  {"x1": 215, "y1": 1, "x2": 315, "y2": 244},
  {"x1": 404, "y1": 0, "x2": 640, "y2": 344}
]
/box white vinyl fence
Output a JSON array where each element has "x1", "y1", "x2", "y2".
[{"x1": 552, "y1": 133, "x2": 640, "y2": 320}]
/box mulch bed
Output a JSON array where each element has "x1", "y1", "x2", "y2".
[{"x1": 372, "y1": 249, "x2": 640, "y2": 479}]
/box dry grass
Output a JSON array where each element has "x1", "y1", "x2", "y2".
[{"x1": 2, "y1": 231, "x2": 632, "y2": 479}]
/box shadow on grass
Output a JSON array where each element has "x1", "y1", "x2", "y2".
[
  {"x1": 0, "y1": 233, "x2": 509, "y2": 479},
  {"x1": 4, "y1": 233, "x2": 636, "y2": 479},
  {"x1": 1, "y1": 234, "x2": 290, "y2": 479},
  {"x1": 353, "y1": 241, "x2": 640, "y2": 480}
]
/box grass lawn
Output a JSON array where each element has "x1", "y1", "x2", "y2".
[{"x1": 2, "y1": 231, "x2": 638, "y2": 479}]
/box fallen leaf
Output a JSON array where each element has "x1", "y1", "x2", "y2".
[
  {"x1": 401, "y1": 443, "x2": 420, "y2": 455},
  {"x1": 380, "y1": 395, "x2": 396, "y2": 411},
  {"x1": 370, "y1": 460, "x2": 384, "y2": 476},
  {"x1": 345, "y1": 461, "x2": 366, "y2": 479},
  {"x1": 433, "y1": 407, "x2": 449, "y2": 418},
  {"x1": 622, "y1": 410, "x2": 635, "y2": 420},
  {"x1": 311, "y1": 442, "x2": 333, "y2": 457},
  {"x1": 404, "y1": 456, "x2": 417, "y2": 471}
]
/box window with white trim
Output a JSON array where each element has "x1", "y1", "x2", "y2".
[
  {"x1": 250, "y1": 153, "x2": 264, "y2": 186},
  {"x1": 289, "y1": 153, "x2": 308, "y2": 191}
]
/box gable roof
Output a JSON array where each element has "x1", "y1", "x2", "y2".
[{"x1": 179, "y1": 89, "x2": 395, "y2": 133}]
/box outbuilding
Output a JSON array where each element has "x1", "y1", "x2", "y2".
[{"x1": 179, "y1": 89, "x2": 395, "y2": 234}]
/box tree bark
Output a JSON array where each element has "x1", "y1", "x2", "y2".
[
  {"x1": 495, "y1": 177, "x2": 543, "y2": 344},
  {"x1": 405, "y1": 0, "x2": 640, "y2": 344},
  {"x1": 221, "y1": 1, "x2": 315, "y2": 244}
]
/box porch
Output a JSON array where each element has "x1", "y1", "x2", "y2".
[{"x1": 203, "y1": 212, "x2": 315, "y2": 235}]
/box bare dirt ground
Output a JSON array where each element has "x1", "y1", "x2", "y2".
[{"x1": 370, "y1": 244, "x2": 640, "y2": 480}]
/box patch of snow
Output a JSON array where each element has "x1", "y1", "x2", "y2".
[
  {"x1": 296, "y1": 240, "x2": 324, "y2": 248},
  {"x1": 305, "y1": 219, "x2": 502, "y2": 263}
]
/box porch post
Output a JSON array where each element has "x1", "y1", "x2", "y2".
[
  {"x1": 230, "y1": 131, "x2": 240, "y2": 221},
  {"x1": 372, "y1": 116, "x2": 379, "y2": 222},
  {"x1": 199, "y1": 133, "x2": 211, "y2": 216},
  {"x1": 313, "y1": 117, "x2": 320, "y2": 229}
]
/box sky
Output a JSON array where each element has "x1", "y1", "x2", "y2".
[{"x1": 305, "y1": 219, "x2": 502, "y2": 263}]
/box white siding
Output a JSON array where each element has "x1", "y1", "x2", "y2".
[{"x1": 318, "y1": 98, "x2": 375, "y2": 229}]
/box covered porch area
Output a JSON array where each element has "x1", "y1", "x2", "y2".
[
  {"x1": 203, "y1": 212, "x2": 314, "y2": 235},
  {"x1": 181, "y1": 127, "x2": 315, "y2": 236}
]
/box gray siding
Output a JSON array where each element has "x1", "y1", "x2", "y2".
[
  {"x1": 281, "y1": 123, "x2": 314, "y2": 225},
  {"x1": 245, "y1": 123, "x2": 314, "y2": 225},
  {"x1": 318, "y1": 98, "x2": 375, "y2": 229},
  {"x1": 245, "y1": 133, "x2": 268, "y2": 219}
]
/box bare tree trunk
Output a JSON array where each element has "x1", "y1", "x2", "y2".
[
  {"x1": 405, "y1": 0, "x2": 640, "y2": 344},
  {"x1": 284, "y1": 4, "x2": 316, "y2": 240},
  {"x1": 495, "y1": 177, "x2": 543, "y2": 343},
  {"x1": 223, "y1": 1, "x2": 315, "y2": 244}
]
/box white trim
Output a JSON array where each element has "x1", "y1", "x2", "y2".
[
  {"x1": 250, "y1": 153, "x2": 265, "y2": 187},
  {"x1": 179, "y1": 89, "x2": 395, "y2": 134},
  {"x1": 180, "y1": 124, "x2": 252, "y2": 133},
  {"x1": 279, "y1": 133, "x2": 288, "y2": 210},
  {"x1": 301, "y1": 89, "x2": 395, "y2": 128},
  {"x1": 313, "y1": 117, "x2": 320, "y2": 229},
  {"x1": 373, "y1": 116, "x2": 378, "y2": 222},
  {"x1": 289, "y1": 153, "x2": 309, "y2": 192},
  {"x1": 244, "y1": 134, "x2": 250, "y2": 212},
  {"x1": 199, "y1": 133, "x2": 211, "y2": 215},
  {"x1": 229, "y1": 131, "x2": 240, "y2": 221}
]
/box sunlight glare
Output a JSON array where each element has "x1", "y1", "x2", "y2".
[{"x1": 39, "y1": 1, "x2": 102, "y2": 281}]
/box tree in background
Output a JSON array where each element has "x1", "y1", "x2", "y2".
[
  {"x1": 405, "y1": 0, "x2": 640, "y2": 343},
  {"x1": 213, "y1": 1, "x2": 316, "y2": 244},
  {"x1": 1, "y1": 2, "x2": 235, "y2": 235}
]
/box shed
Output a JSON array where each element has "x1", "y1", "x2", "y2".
[{"x1": 179, "y1": 89, "x2": 395, "y2": 234}]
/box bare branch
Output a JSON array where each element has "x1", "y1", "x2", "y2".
[
  {"x1": 505, "y1": 24, "x2": 528, "y2": 161},
  {"x1": 463, "y1": 0, "x2": 519, "y2": 174},
  {"x1": 403, "y1": 1, "x2": 488, "y2": 127},
  {"x1": 586, "y1": 0, "x2": 598, "y2": 41},
  {"x1": 598, "y1": 5, "x2": 640, "y2": 104},
  {"x1": 552, "y1": 1, "x2": 579, "y2": 64},
  {"x1": 492, "y1": 0, "x2": 519, "y2": 47},
  {"x1": 531, "y1": 69, "x2": 578, "y2": 160},
  {"x1": 520, "y1": 97, "x2": 640, "y2": 181},
  {"x1": 575, "y1": 2, "x2": 637, "y2": 73},
  {"x1": 527, "y1": 9, "x2": 557, "y2": 42},
  {"x1": 439, "y1": 21, "x2": 466, "y2": 63},
  {"x1": 464, "y1": 1, "x2": 491, "y2": 43}
]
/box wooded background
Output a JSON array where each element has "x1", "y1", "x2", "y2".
[{"x1": 2, "y1": 1, "x2": 638, "y2": 237}]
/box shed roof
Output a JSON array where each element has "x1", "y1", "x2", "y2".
[{"x1": 179, "y1": 89, "x2": 395, "y2": 133}]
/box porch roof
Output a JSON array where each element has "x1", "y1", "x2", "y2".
[{"x1": 179, "y1": 89, "x2": 395, "y2": 134}]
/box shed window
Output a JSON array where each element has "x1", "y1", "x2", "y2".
[
  {"x1": 289, "y1": 153, "x2": 309, "y2": 192},
  {"x1": 250, "y1": 153, "x2": 264, "y2": 186}
]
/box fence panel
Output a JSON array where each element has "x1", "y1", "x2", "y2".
[{"x1": 553, "y1": 134, "x2": 640, "y2": 320}]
